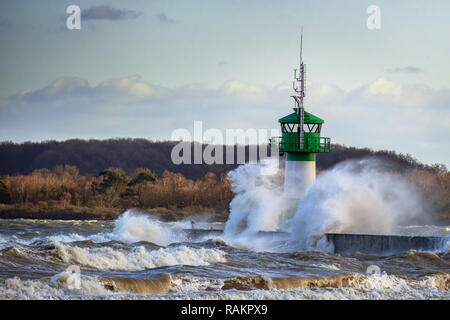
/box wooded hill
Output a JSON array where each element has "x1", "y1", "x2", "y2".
[
  {"x1": 0, "y1": 139, "x2": 446, "y2": 179},
  {"x1": 0, "y1": 139, "x2": 448, "y2": 221}
]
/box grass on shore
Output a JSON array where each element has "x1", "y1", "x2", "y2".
[{"x1": 0, "y1": 203, "x2": 229, "y2": 221}]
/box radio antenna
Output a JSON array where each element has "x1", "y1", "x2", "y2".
[
  {"x1": 292, "y1": 26, "x2": 306, "y2": 107},
  {"x1": 291, "y1": 27, "x2": 306, "y2": 149}
]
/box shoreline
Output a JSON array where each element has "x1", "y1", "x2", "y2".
[
  {"x1": 0, "y1": 204, "x2": 448, "y2": 225},
  {"x1": 0, "y1": 204, "x2": 230, "y2": 222}
]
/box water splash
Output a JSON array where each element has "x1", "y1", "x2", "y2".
[
  {"x1": 224, "y1": 158, "x2": 429, "y2": 252},
  {"x1": 110, "y1": 210, "x2": 180, "y2": 246},
  {"x1": 288, "y1": 159, "x2": 427, "y2": 250},
  {"x1": 224, "y1": 158, "x2": 285, "y2": 236}
]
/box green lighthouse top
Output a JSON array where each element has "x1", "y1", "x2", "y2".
[
  {"x1": 270, "y1": 29, "x2": 331, "y2": 154},
  {"x1": 279, "y1": 108, "x2": 324, "y2": 124}
]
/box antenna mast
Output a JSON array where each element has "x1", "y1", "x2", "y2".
[
  {"x1": 292, "y1": 27, "x2": 306, "y2": 107},
  {"x1": 292, "y1": 27, "x2": 306, "y2": 149}
]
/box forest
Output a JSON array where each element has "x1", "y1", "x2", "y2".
[
  {"x1": 0, "y1": 139, "x2": 448, "y2": 221},
  {"x1": 0, "y1": 139, "x2": 446, "y2": 177}
]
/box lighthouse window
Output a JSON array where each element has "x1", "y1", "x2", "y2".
[
  {"x1": 281, "y1": 123, "x2": 299, "y2": 132},
  {"x1": 281, "y1": 123, "x2": 291, "y2": 132},
  {"x1": 304, "y1": 124, "x2": 322, "y2": 133},
  {"x1": 282, "y1": 123, "x2": 313, "y2": 133}
]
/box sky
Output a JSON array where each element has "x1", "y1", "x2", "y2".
[{"x1": 0, "y1": 0, "x2": 449, "y2": 168}]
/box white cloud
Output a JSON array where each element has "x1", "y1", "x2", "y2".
[
  {"x1": 0, "y1": 75, "x2": 448, "y2": 167},
  {"x1": 220, "y1": 80, "x2": 268, "y2": 103},
  {"x1": 95, "y1": 75, "x2": 167, "y2": 102},
  {"x1": 7, "y1": 75, "x2": 167, "y2": 104},
  {"x1": 18, "y1": 77, "x2": 90, "y2": 101},
  {"x1": 348, "y1": 77, "x2": 444, "y2": 109},
  {"x1": 363, "y1": 77, "x2": 403, "y2": 97},
  {"x1": 306, "y1": 83, "x2": 345, "y2": 106}
]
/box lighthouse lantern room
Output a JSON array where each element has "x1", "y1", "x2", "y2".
[{"x1": 271, "y1": 30, "x2": 331, "y2": 202}]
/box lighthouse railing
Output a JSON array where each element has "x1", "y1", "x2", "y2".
[{"x1": 270, "y1": 136, "x2": 330, "y2": 153}]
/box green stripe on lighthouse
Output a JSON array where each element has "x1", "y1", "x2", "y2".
[{"x1": 286, "y1": 153, "x2": 316, "y2": 161}]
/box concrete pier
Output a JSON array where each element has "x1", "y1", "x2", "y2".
[
  {"x1": 182, "y1": 229, "x2": 289, "y2": 241},
  {"x1": 181, "y1": 229, "x2": 448, "y2": 254},
  {"x1": 182, "y1": 229, "x2": 223, "y2": 239},
  {"x1": 325, "y1": 233, "x2": 447, "y2": 255}
]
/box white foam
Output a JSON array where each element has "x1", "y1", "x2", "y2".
[
  {"x1": 287, "y1": 160, "x2": 428, "y2": 251},
  {"x1": 224, "y1": 159, "x2": 285, "y2": 236},
  {"x1": 54, "y1": 242, "x2": 227, "y2": 271},
  {"x1": 2, "y1": 272, "x2": 448, "y2": 300},
  {"x1": 170, "y1": 276, "x2": 224, "y2": 293},
  {"x1": 45, "y1": 233, "x2": 89, "y2": 243},
  {"x1": 0, "y1": 276, "x2": 109, "y2": 300},
  {"x1": 28, "y1": 210, "x2": 190, "y2": 246},
  {"x1": 108, "y1": 211, "x2": 181, "y2": 245},
  {"x1": 223, "y1": 158, "x2": 432, "y2": 253},
  {"x1": 310, "y1": 263, "x2": 341, "y2": 270},
  {"x1": 157, "y1": 273, "x2": 450, "y2": 300}
]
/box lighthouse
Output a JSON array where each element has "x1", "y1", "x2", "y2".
[{"x1": 271, "y1": 31, "x2": 330, "y2": 219}]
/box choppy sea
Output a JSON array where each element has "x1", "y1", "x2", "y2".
[{"x1": 0, "y1": 211, "x2": 449, "y2": 300}]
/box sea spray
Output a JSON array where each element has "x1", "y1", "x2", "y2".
[
  {"x1": 53, "y1": 242, "x2": 227, "y2": 271},
  {"x1": 288, "y1": 159, "x2": 427, "y2": 250},
  {"x1": 224, "y1": 158, "x2": 285, "y2": 236},
  {"x1": 0, "y1": 217, "x2": 448, "y2": 300},
  {"x1": 224, "y1": 158, "x2": 427, "y2": 252},
  {"x1": 51, "y1": 265, "x2": 81, "y2": 290},
  {"x1": 109, "y1": 210, "x2": 225, "y2": 246},
  {"x1": 110, "y1": 210, "x2": 184, "y2": 246}
]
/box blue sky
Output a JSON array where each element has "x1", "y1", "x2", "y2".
[{"x1": 0, "y1": 1, "x2": 449, "y2": 168}]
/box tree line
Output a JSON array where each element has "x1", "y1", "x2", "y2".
[
  {"x1": 0, "y1": 164, "x2": 448, "y2": 221},
  {"x1": 0, "y1": 139, "x2": 448, "y2": 221},
  {"x1": 0, "y1": 139, "x2": 446, "y2": 179},
  {"x1": 0, "y1": 166, "x2": 234, "y2": 212}
]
